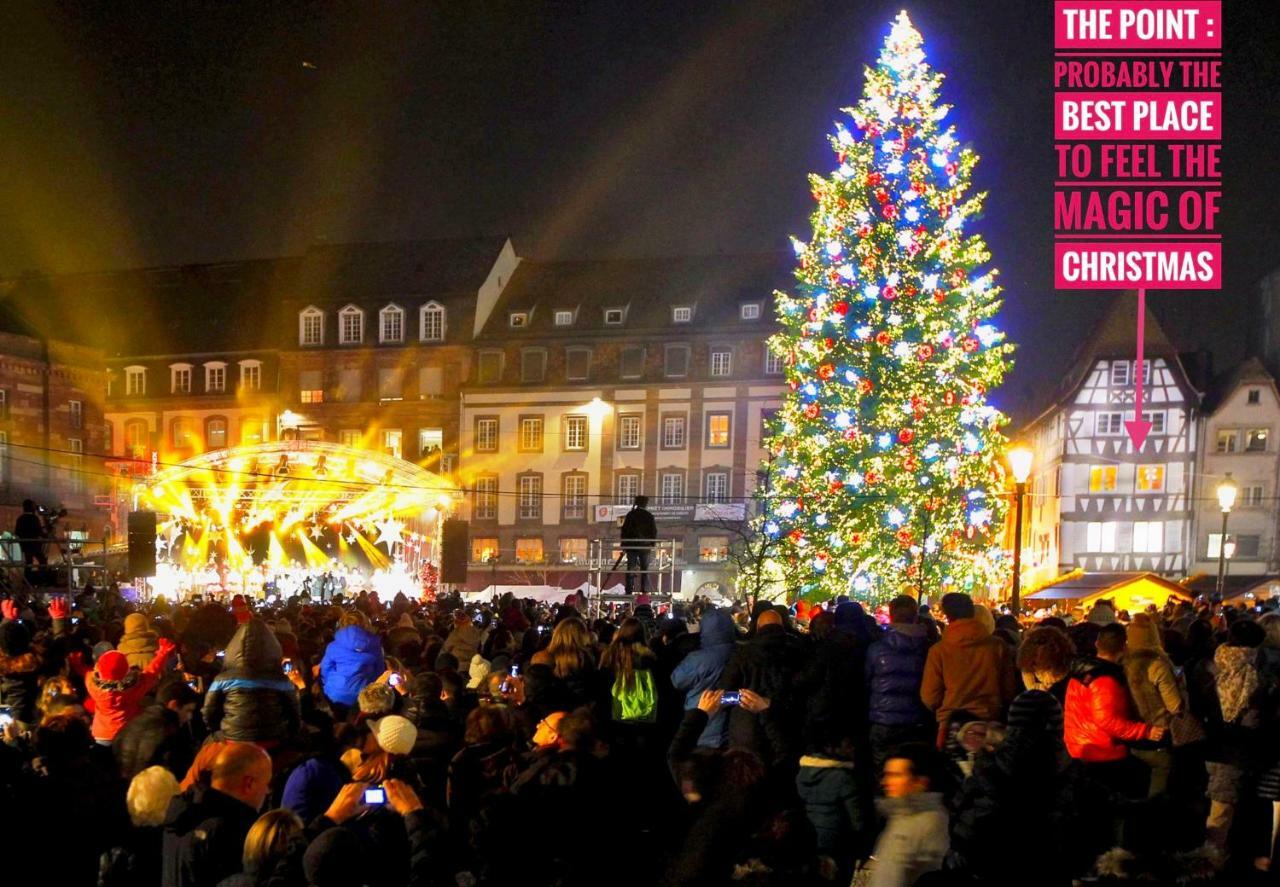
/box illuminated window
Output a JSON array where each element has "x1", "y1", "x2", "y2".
[
  {"x1": 699, "y1": 536, "x2": 730, "y2": 562},
  {"x1": 559, "y1": 537, "x2": 588, "y2": 564},
  {"x1": 518, "y1": 475, "x2": 542, "y2": 520},
  {"x1": 1208, "y1": 534, "x2": 1261, "y2": 559},
  {"x1": 509, "y1": 312, "x2": 529, "y2": 328},
  {"x1": 171, "y1": 418, "x2": 195, "y2": 448},
  {"x1": 1135, "y1": 465, "x2": 1165, "y2": 492},
  {"x1": 563, "y1": 416, "x2": 588, "y2": 452},
  {"x1": 382, "y1": 429, "x2": 402, "y2": 459},
  {"x1": 1216, "y1": 429, "x2": 1238, "y2": 453},
  {"x1": 379, "y1": 304, "x2": 404, "y2": 343},
  {"x1": 299, "y1": 370, "x2": 323, "y2": 403},
  {"x1": 472, "y1": 537, "x2": 499, "y2": 563},
  {"x1": 519, "y1": 416, "x2": 544, "y2": 452},
  {"x1": 418, "y1": 428, "x2": 443, "y2": 460},
  {"x1": 704, "y1": 471, "x2": 729, "y2": 503},
  {"x1": 604, "y1": 308, "x2": 625, "y2": 325},
  {"x1": 206, "y1": 418, "x2": 227, "y2": 449},
  {"x1": 338, "y1": 306, "x2": 364, "y2": 344},
  {"x1": 706, "y1": 413, "x2": 731, "y2": 448},
  {"x1": 618, "y1": 415, "x2": 642, "y2": 450},
  {"x1": 515, "y1": 538, "x2": 544, "y2": 563},
  {"x1": 475, "y1": 417, "x2": 499, "y2": 453},
  {"x1": 562, "y1": 474, "x2": 587, "y2": 520},
  {"x1": 1088, "y1": 465, "x2": 1117, "y2": 492},
  {"x1": 662, "y1": 415, "x2": 686, "y2": 449},
  {"x1": 420, "y1": 302, "x2": 446, "y2": 341},
  {"x1": 239, "y1": 361, "x2": 262, "y2": 391},
  {"x1": 205, "y1": 363, "x2": 226, "y2": 393},
  {"x1": 339, "y1": 429, "x2": 361, "y2": 448},
  {"x1": 1133, "y1": 521, "x2": 1164, "y2": 553},
  {"x1": 1086, "y1": 521, "x2": 1116, "y2": 552},
  {"x1": 710, "y1": 350, "x2": 733, "y2": 377},
  {"x1": 125, "y1": 420, "x2": 149, "y2": 457},
  {"x1": 474, "y1": 475, "x2": 498, "y2": 520},
  {"x1": 1247, "y1": 428, "x2": 1269, "y2": 452},
  {"x1": 299, "y1": 307, "x2": 324, "y2": 346}
]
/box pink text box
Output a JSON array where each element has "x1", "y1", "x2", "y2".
[
  {"x1": 1055, "y1": 2, "x2": 1222, "y2": 50},
  {"x1": 1054, "y1": 241, "x2": 1221, "y2": 289},
  {"x1": 1055, "y1": 92, "x2": 1220, "y2": 139}
]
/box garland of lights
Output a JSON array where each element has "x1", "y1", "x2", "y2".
[{"x1": 764, "y1": 12, "x2": 1014, "y2": 604}]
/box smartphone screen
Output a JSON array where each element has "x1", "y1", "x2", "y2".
[
  {"x1": 721, "y1": 691, "x2": 742, "y2": 706},
  {"x1": 388, "y1": 672, "x2": 402, "y2": 687},
  {"x1": 283, "y1": 661, "x2": 294, "y2": 674},
  {"x1": 0, "y1": 706, "x2": 13, "y2": 728},
  {"x1": 363, "y1": 786, "x2": 387, "y2": 805}
]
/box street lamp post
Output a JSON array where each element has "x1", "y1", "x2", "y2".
[
  {"x1": 1008, "y1": 446, "x2": 1034, "y2": 615},
  {"x1": 1216, "y1": 474, "x2": 1238, "y2": 598}
]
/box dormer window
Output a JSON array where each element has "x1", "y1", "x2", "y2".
[
  {"x1": 125, "y1": 366, "x2": 146, "y2": 396},
  {"x1": 419, "y1": 302, "x2": 446, "y2": 341},
  {"x1": 170, "y1": 363, "x2": 193, "y2": 394},
  {"x1": 672, "y1": 306, "x2": 692, "y2": 323},
  {"x1": 338, "y1": 305, "x2": 364, "y2": 345},
  {"x1": 554, "y1": 310, "x2": 574, "y2": 327},
  {"x1": 299, "y1": 306, "x2": 324, "y2": 346},
  {"x1": 740, "y1": 302, "x2": 762, "y2": 320},
  {"x1": 379, "y1": 304, "x2": 404, "y2": 343},
  {"x1": 604, "y1": 308, "x2": 626, "y2": 325},
  {"x1": 510, "y1": 312, "x2": 529, "y2": 328}
]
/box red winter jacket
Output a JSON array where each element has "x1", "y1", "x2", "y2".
[
  {"x1": 1063, "y1": 657, "x2": 1152, "y2": 762},
  {"x1": 86, "y1": 643, "x2": 172, "y2": 741}
]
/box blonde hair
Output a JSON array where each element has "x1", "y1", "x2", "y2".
[
  {"x1": 351, "y1": 750, "x2": 391, "y2": 785},
  {"x1": 242, "y1": 808, "x2": 304, "y2": 872},
  {"x1": 339, "y1": 610, "x2": 371, "y2": 630},
  {"x1": 1127, "y1": 613, "x2": 1164, "y2": 652},
  {"x1": 126, "y1": 765, "x2": 181, "y2": 827},
  {"x1": 547, "y1": 618, "x2": 594, "y2": 679},
  {"x1": 38, "y1": 675, "x2": 77, "y2": 716}
]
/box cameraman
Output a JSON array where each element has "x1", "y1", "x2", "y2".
[{"x1": 15, "y1": 500, "x2": 47, "y2": 579}]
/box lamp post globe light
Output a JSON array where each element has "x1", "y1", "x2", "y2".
[
  {"x1": 1216, "y1": 474, "x2": 1238, "y2": 598},
  {"x1": 1007, "y1": 446, "x2": 1033, "y2": 615}
]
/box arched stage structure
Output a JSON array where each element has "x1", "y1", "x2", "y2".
[{"x1": 135, "y1": 440, "x2": 456, "y2": 599}]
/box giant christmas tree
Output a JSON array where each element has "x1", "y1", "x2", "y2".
[{"x1": 764, "y1": 12, "x2": 1013, "y2": 603}]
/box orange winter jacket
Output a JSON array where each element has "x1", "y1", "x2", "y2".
[
  {"x1": 1063, "y1": 657, "x2": 1152, "y2": 762},
  {"x1": 86, "y1": 646, "x2": 170, "y2": 741},
  {"x1": 920, "y1": 618, "x2": 1017, "y2": 731}
]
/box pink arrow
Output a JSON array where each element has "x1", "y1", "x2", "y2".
[{"x1": 1124, "y1": 288, "x2": 1152, "y2": 451}]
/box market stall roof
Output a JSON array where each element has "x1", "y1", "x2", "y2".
[
  {"x1": 1027, "y1": 572, "x2": 1194, "y2": 610},
  {"x1": 1222, "y1": 576, "x2": 1280, "y2": 601}
]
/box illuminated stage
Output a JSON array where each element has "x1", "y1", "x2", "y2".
[{"x1": 137, "y1": 440, "x2": 454, "y2": 599}]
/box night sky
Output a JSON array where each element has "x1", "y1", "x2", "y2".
[{"x1": 0, "y1": 0, "x2": 1275, "y2": 418}]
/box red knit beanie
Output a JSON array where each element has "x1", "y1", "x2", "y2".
[{"x1": 97, "y1": 650, "x2": 130, "y2": 682}]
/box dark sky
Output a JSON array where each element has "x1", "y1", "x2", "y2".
[{"x1": 0, "y1": 0, "x2": 1275, "y2": 418}]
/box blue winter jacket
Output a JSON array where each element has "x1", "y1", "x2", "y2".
[
  {"x1": 865, "y1": 623, "x2": 931, "y2": 727},
  {"x1": 320, "y1": 625, "x2": 385, "y2": 706},
  {"x1": 671, "y1": 609, "x2": 736, "y2": 747}
]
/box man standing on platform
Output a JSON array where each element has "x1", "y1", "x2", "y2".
[{"x1": 620, "y1": 495, "x2": 657, "y2": 595}]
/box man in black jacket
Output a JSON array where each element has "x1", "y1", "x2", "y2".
[
  {"x1": 619, "y1": 495, "x2": 658, "y2": 595},
  {"x1": 162, "y1": 741, "x2": 272, "y2": 887}
]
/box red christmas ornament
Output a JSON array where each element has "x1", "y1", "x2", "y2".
[
  {"x1": 943, "y1": 391, "x2": 957, "y2": 406},
  {"x1": 836, "y1": 151, "x2": 847, "y2": 164},
  {"x1": 916, "y1": 344, "x2": 934, "y2": 361},
  {"x1": 865, "y1": 470, "x2": 880, "y2": 485},
  {"x1": 933, "y1": 290, "x2": 946, "y2": 304},
  {"x1": 849, "y1": 532, "x2": 863, "y2": 546},
  {"x1": 807, "y1": 307, "x2": 820, "y2": 322},
  {"x1": 856, "y1": 223, "x2": 873, "y2": 239},
  {"x1": 904, "y1": 455, "x2": 919, "y2": 471},
  {"x1": 828, "y1": 480, "x2": 844, "y2": 493},
  {"x1": 803, "y1": 403, "x2": 821, "y2": 420},
  {"x1": 882, "y1": 285, "x2": 898, "y2": 301},
  {"x1": 903, "y1": 284, "x2": 918, "y2": 297},
  {"x1": 789, "y1": 529, "x2": 806, "y2": 542},
  {"x1": 832, "y1": 300, "x2": 850, "y2": 316},
  {"x1": 874, "y1": 188, "x2": 890, "y2": 204},
  {"x1": 875, "y1": 331, "x2": 892, "y2": 346},
  {"x1": 817, "y1": 364, "x2": 835, "y2": 380},
  {"x1": 896, "y1": 529, "x2": 914, "y2": 547},
  {"x1": 858, "y1": 378, "x2": 874, "y2": 394},
  {"x1": 866, "y1": 172, "x2": 883, "y2": 187},
  {"x1": 823, "y1": 337, "x2": 835, "y2": 350},
  {"x1": 962, "y1": 337, "x2": 980, "y2": 353},
  {"x1": 843, "y1": 427, "x2": 860, "y2": 441},
  {"x1": 898, "y1": 428, "x2": 915, "y2": 444},
  {"x1": 882, "y1": 204, "x2": 898, "y2": 220},
  {"x1": 906, "y1": 564, "x2": 920, "y2": 578}
]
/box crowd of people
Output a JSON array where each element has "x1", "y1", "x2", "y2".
[{"x1": 1, "y1": 582, "x2": 1279, "y2": 885}]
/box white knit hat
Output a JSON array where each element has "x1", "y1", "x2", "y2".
[
  {"x1": 373, "y1": 715, "x2": 418, "y2": 756},
  {"x1": 467, "y1": 653, "x2": 492, "y2": 690}
]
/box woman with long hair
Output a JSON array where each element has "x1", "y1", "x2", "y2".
[
  {"x1": 599, "y1": 617, "x2": 657, "y2": 717},
  {"x1": 545, "y1": 617, "x2": 598, "y2": 709},
  {"x1": 217, "y1": 808, "x2": 305, "y2": 886}
]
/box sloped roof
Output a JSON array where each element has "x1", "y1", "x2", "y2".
[
  {"x1": 1200, "y1": 356, "x2": 1279, "y2": 414},
  {"x1": 293, "y1": 237, "x2": 510, "y2": 301},
  {"x1": 476, "y1": 252, "x2": 793, "y2": 340},
  {"x1": 1027, "y1": 571, "x2": 1192, "y2": 602}
]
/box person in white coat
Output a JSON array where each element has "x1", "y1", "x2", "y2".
[{"x1": 867, "y1": 743, "x2": 949, "y2": 887}]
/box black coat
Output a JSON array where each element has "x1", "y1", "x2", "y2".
[
  {"x1": 0, "y1": 620, "x2": 39, "y2": 724},
  {"x1": 161, "y1": 786, "x2": 260, "y2": 887},
  {"x1": 717, "y1": 625, "x2": 805, "y2": 760},
  {"x1": 620, "y1": 507, "x2": 657, "y2": 547},
  {"x1": 113, "y1": 704, "x2": 196, "y2": 781},
  {"x1": 204, "y1": 620, "x2": 300, "y2": 743},
  {"x1": 100, "y1": 825, "x2": 165, "y2": 887}
]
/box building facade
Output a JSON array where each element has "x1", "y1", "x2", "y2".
[
  {"x1": 1020, "y1": 296, "x2": 1201, "y2": 584},
  {"x1": 1190, "y1": 358, "x2": 1280, "y2": 577}
]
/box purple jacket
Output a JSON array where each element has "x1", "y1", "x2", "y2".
[{"x1": 865, "y1": 623, "x2": 931, "y2": 727}]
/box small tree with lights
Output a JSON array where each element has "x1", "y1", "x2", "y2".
[{"x1": 764, "y1": 12, "x2": 1013, "y2": 604}]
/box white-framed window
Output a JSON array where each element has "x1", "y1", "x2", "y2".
[
  {"x1": 510, "y1": 311, "x2": 529, "y2": 328},
  {"x1": 1208, "y1": 534, "x2": 1262, "y2": 559},
  {"x1": 562, "y1": 474, "x2": 587, "y2": 520},
  {"x1": 1133, "y1": 521, "x2": 1164, "y2": 553},
  {"x1": 740, "y1": 302, "x2": 762, "y2": 320},
  {"x1": 299, "y1": 307, "x2": 324, "y2": 346},
  {"x1": 706, "y1": 412, "x2": 731, "y2": 448},
  {"x1": 474, "y1": 475, "x2": 498, "y2": 520},
  {"x1": 565, "y1": 348, "x2": 591, "y2": 381},
  {"x1": 1143, "y1": 411, "x2": 1166, "y2": 434},
  {"x1": 418, "y1": 427, "x2": 443, "y2": 459},
  {"x1": 1246, "y1": 428, "x2": 1269, "y2": 452},
  {"x1": 618, "y1": 414, "x2": 642, "y2": 450},
  {"x1": 554, "y1": 310, "x2": 574, "y2": 327},
  {"x1": 665, "y1": 344, "x2": 690, "y2": 378},
  {"x1": 125, "y1": 366, "x2": 146, "y2": 396},
  {"x1": 1216, "y1": 429, "x2": 1238, "y2": 453},
  {"x1": 518, "y1": 474, "x2": 542, "y2": 520},
  {"x1": 619, "y1": 347, "x2": 645, "y2": 379},
  {"x1": 419, "y1": 302, "x2": 446, "y2": 342},
  {"x1": 1086, "y1": 521, "x2": 1117, "y2": 552},
  {"x1": 68, "y1": 400, "x2": 82, "y2": 430},
  {"x1": 660, "y1": 472, "x2": 684, "y2": 505},
  {"x1": 205, "y1": 362, "x2": 226, "y2": 393},
  {"x1": 704, "y1": 471, "x2": 729, "y2": 503},
  {"x1": 170, "y1": 364, "x2": 192, "y2": 394},
  {"x1": 662, "y1": 415, "x2": 687, "y2": 449},
  {"x1": 604, "y1": 308, "x2": 625, "y2": 325},
  {"x1": 710, "y1": 349, "x2": 733, "y2": 377},
  {"x1": 239, "y1": 360, "x2": 262, "y2": 391},
  {"x1": 563, "y1": 415, "x2": 588, "y2": 451},
  {"x1": 475, "y1": 417, "x2": 499, "y2": 453},
  {"x1": 206, "y1": 418, "x2": 228, "y2": 449},
  {"x1": 338, "y1": 305, "x2": 364, "y2": 344},
  {"x1": 1095, "y1": 412, "x2": 1124, "y2": 435},
  {"x1": 477, "y1": 351, "x2": 503, "y2": 384},
  {"x1": 519, "y1": 416, "x2": 544, "y2": 452},
  {"x1": 1110, "y1": 361, "x2": 1131, "y2": 386},
  {"x1": 672, "y1": 306, "x2": 692, "y2": 323},
  {"x1": 1243, "y1": 485, "x2": 1265, "y2": 507},
  {"x1": 616, "y1": 473, "x2": 641, "y2": 504},
  {"x1": 379, "y1": 304, "x2": 404, "y2": 343},
  {"x1": 521, "y1": 349, "x2": 547, "y2": 383},
  {"x1": 382, "y1": 429, "x2": 402, "y2": 459},
  {"x1": 764, "y1": 349, "x2": 784, "y2": 375}
]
